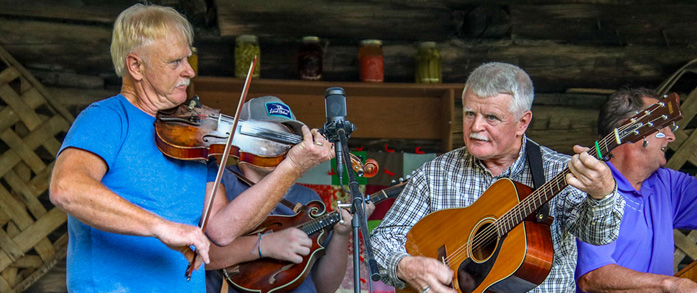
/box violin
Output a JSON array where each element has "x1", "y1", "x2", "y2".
[
  {"x1": 155, "y1": 97, "x2": 378, "y2": 176},
  {"x1": 155, "y1": 97, "x2": 302, "y2": 168}
]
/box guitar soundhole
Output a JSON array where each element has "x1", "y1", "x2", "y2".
[{"x1": 471, "y1": 223, "x2": 497, "y2": 262}]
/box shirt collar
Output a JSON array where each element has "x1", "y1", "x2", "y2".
[{"x1": 606, "y1": 161, "x2": 638, "y2": 195}]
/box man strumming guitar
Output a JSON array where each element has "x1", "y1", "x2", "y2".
[{"x1": 371, "y1": 62, "x2": 626, "y2": 293}]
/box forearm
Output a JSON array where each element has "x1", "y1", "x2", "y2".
[
  {"x1": 207, "y1": 235, "x2": 260, "y2": 270},
  {"x1": 572, "y1": 188, "x2": 625, "y2": 245},
  {"x1": 312, "y1": 232, "x2": 350, "y2": 293},
  {"x1": 579, "y1": 264, "x2": 683, "y2": 292},
  {"x1": 207, "y1": 161, "x2": 302, "y2": 244}
]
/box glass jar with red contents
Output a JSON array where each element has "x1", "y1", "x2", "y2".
[
  {"x1": 358, "y1": 39, "x2": 384, "y2": 82},
  {"x1": 297, "y1": 36, "x2": 323, "y2": 81}
]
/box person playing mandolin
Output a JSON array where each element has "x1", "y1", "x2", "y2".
[
  {"x1": 49, "y1": 4, "x2": 333, "y2": 292},
  {"x1": 575, "y1": 88, "x2": 697, "y2": 292},
  {"x1": 371, "y1": 62, "x2": 626, "y2": 293},
  {"x1": 204, "y1": 96, "x2": 375, "y2": 293}
]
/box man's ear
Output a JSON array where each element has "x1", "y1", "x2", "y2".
[
  {"x1": 517, "y1": 110, "x2": 533, "y2": 136},
  {"x1": 126, "y1": 53, "x2": 145, "y2": 81}
]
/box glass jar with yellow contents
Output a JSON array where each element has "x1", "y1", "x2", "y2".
[
  {"x1": 415, "y1": 42, "x2": 441, "y2": 83},
  {"x1": 235, "y1": 35, "x2": 260, "y2": 78}
]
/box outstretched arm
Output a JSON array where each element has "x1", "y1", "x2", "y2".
[{"x1": 578, "y1": 264, "x2": 697, "y2": 293}]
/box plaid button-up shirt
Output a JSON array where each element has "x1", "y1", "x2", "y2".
[{"x1": 371, "y1": 138, "x2": 625, "y2": 292}]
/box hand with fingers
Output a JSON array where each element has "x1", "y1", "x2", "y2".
[
  {"x1": 285, "y1": 126, "x2": 335, "y2": 175},
  {"x1": 397, "y1": 255, "x2": 457, "y2": 293},
  {"x1": 259, "y1": 228, "x2": 312, "y2": 264},
  {"x1": 566, "y1": 145, "x2": 616, "y2": 200},
  {"x1": 154, "y1": 220, "x2": 211, "y2": 271}
]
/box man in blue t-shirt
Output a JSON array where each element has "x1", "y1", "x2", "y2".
[
  {"x1": 49, "y1": 4, "x2": 333, "y2": 292},
  {"x1": 575, "y1": 88, "x2": 697, "y2": 292},
  {"x1": 205, "y1": 96, "x2": 374, "y2": 293}
]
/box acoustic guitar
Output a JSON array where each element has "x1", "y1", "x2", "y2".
[
  {"x1": 223, "y1": 180, "x2": 407, "y2": 293},
  {"x1": 404, "y1": 94, "x2": 682, "y2": 293}
]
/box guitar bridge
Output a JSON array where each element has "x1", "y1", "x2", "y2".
[{"x1": 438, "y1": 245, "x2": 448, "y2": 266}]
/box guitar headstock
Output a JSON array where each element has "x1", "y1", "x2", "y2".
[{"x1": 615, "y1": 92, "x2": 682, "y2": 145}]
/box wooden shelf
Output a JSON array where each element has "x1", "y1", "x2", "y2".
[{"x1": 193, "y1": 77, "x2": 462, "y2": 152}]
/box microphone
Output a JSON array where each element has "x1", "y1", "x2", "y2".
[{"x1": 324, "y1": 87, "x2": 348, "y2": 181}]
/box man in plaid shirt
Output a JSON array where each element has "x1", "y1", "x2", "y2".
[{"x1": 371, "y1": 62, "x2": 625, "y2": 293}]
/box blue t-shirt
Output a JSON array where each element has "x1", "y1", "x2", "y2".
[
  {"x1": 575, "y1": 161, "x2": 697, "y2": 292},
  {"x1": 59, "y1": 95, "x2": 216, "y2": 292},
  {"x1": 206, "y1": 166, "x2": 325, "y2": 293}
]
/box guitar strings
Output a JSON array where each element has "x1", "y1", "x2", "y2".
[{"x1": 439, "y1": 110, "x2": 663, "y2": 266}]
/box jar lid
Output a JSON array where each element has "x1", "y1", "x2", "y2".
[
  {"x1": 418, "y1": 41, "x2": 436, "y2": 48},
  {"x1": 360, "y1": 39, "x2": 382, "y2": 46},
  {"x1": 302, "y1": 36, "x2": 320, "y2": 42},
  {"x1": 236, "y1": 34, "x2": 258, "y2": 43}
]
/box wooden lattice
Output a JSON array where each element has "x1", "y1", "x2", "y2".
[
  {"x1": 655, "y1": 59, "x2": 697, "y2": 273},
  {"x1": 0, "y1": 44, "x2": 73, "y2": 292}
]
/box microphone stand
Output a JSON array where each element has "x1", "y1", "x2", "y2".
[{"x1": 329, "y1": 124, "x2": 380, "y2": 292}]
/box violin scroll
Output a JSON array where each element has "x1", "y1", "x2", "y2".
[{"x1": 349, "y1": 154, "x2": 379, "y2": 178}]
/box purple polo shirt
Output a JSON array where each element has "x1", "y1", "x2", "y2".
[{"x1": 575, "y1": 161, "x2": 697, "y2": 292}]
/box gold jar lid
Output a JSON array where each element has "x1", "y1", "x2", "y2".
[
  {"x1": 302, "y1": 36, "x2": 320, "y2": 42},
  {"x1": 418, "y1": 41, "x2": 436, "y2": 49},
  {"x1": 236, "y1": 34, "x2": 258, "y2": 44},
  {"x1": 360, "y1": 39, "x2": 382, "y2": 46}
]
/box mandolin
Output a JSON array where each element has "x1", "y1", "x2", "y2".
[
  {"x1": 223, "y1": 180, "x2": 408, "y2": 293},
  {"x1": 404, "y1": 94, "x2": 682, "y2": 293}
]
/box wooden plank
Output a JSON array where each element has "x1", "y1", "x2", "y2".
[
  {"x1": 0, "y1": 182, "x2": 34, "y2": 230},
  {"x1": 12, "y1": 255, "x2": 42, "y2": 269},
  {"x1": 0, "y1": 67, "x2": 20, "y2": 84},
  {"x1": 0, "y1": 229, "x2": 23, "y2": 262},
  {"x1": 0, "y1": 129, "x2": 47, "y2": 175},
  {"x1": 0, "y1": 1, "x2": 129, "y2": 24},
  {"x1": 195, "y1": 77, "x2": 461, "y2": 140},
  {"x1": 215, "y1": 0, "x2": 453, "y2": 40},
  {"x1": 3, "y1": 170, "x2": 46, "y2": 220},
  {"x1": 512, "y1": 4, "x2": 697, "y2": 46},
  {"x1": 0, "y1": 84, "x2": 43, "y2": 130},
  {"x1": 28, "y1": 162, "x2": 54, "y2": 197},
  {"x1": 21, "y1": 115, "x2": 69, "y2": 157},
  {"x1": 13, "y1": 208, "x2": 66, "y2": 253},
  {"x1": 675, "y1": 230, "x2": 697, "y2": 260},
  {"x1": 33, "y1": 238, "x2": 56, "y2": 262},
  {"x1": 1, "y1": 267, "x2": 16, "y2": 290}
]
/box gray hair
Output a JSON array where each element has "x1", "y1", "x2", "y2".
[
  {"x1": 598, "y1": 87, "x2": 658, "y2": 137},
  {"x1": 110, "y1": 4, "x2": 193, "y2": 77},
  {"x1": 462, "y1": 62, "x2": 534, "y2": 118}
]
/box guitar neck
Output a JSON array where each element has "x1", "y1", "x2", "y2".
[
  {"x1": 298, "y1": 182, "x2": 406, "y2": 235},
  {"x1": 495, "y1": 132, "x2": 622, "y2": 236}
]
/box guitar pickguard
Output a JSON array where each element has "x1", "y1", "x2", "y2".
[{"x1": 457, "y1": 234, "x2": 506, "y2": 293}]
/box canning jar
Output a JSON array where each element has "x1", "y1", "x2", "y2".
[
  {"x1": 358, "y1": 39, "x2": 384, "y2": 82},
  {"x1": 298, "y1": 36, "x2": 323, "y2": 80},
  {"x1": 415, "y1": 42, "x2": 441, "y2": 83},
  {"x1": 235, "y1": 35, "x2": 260, "y2": 78}
]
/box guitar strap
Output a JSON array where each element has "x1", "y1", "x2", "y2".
[{"x1": 525, "y1": 139, "x2": 550, "y2": 222}]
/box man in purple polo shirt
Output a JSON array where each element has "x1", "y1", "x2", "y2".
[{"x1": 575, "y1": 87, "x2": 697, "y2": 292}]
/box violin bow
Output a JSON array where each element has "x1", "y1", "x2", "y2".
[{"x1": 185, "y1": 56, "x2": 258, "y2": 281}]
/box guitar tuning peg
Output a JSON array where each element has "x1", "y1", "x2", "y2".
[{"x1": 391, "y1": 179, "x2": 397, "y2": 185}]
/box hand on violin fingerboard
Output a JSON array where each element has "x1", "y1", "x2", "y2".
[{"x1": 285, "y1": 126, "x2": 334, "y2": 174}]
